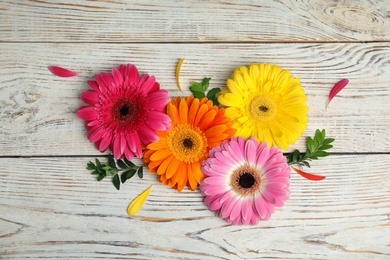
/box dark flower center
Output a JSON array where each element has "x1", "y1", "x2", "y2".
[
  {"x1": 183, "y1": 138, "x2": 194, "y2": 149},
  {"x1": 259, "y1": 105, "x2": 269, "y2": 112},
  {"x1": 120, "y1": 105, "x2": 130, "y2": 116},
  {"x1": 112, "y1": 98, "x2": 139, "y2": 125},
  {"x1": 238, "y1": 172, "x2": 256, "y2": 188},
  {"x1": 231, "y1": 165, "x2": 262, "y2": 196}
]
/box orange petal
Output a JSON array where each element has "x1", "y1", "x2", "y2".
[
  {"x1": 187, "y1": 164, "x2": 198, "y2": 191},
  {"x1": 188, "y1": 98, "x2": 200, "y2": 125},
  {"x1": 147, "y1": 140, "x2": 168, "y2": 150},
  {"x1": 166, "y1": 158, "x2": 180, "y2": 179},
  {"x1": 292, "y1": 167, "x2": 326, "y2": 181},
  {"x1": 150, "y1": 148, "x2": 171, "y2": 161},
  {"x1": 197, "y1": 109, "x2": 217, "y2": 131},
  {"x1": 194, "y1": 104, "x2": 209, "y2": 126},
  {"x1": 167, "y1": 102, "x2": 180, "y2": 125},
  {"x1": 157, "y1": 154, "x2": 174, "y2": 175},
  {"x1": 204, "y1": 124, "x2": 227, "y2": 138},
  {"x1": 179, "y1": 98, "x2": 188, "y2": 124}
]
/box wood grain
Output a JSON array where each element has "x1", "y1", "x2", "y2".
[
  {"x1": 1, "y1": 0, "x2": 389, "y2": 43},
  {"x1": 0, "y1": 42, "x2": 389, "y2": 156},
  {"x1": 0, "y1": 155, "x2": 389, "y2": 259}
]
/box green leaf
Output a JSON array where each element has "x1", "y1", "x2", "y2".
[
  {"x1": 137, "y1": 167, "x2": 144, "y2": 178},
  {"x1": 107, "y1": 154, "x2": 117, "y2": 169},
  {"x1": 318, "y1": 144, "x2": 333, "y2": 150},
  {"x1": 121, "y1": 169, "x2": 137, "y2": 183},
  {"x1": 313, "y1": 151, "x2": 330, "y2": 158},
  {"x1": 117, "y1": 159, "x2": 128, "y2": 169},
  {"x1": 113, "y1": 174, "x2": 120, "y2": 190},
  {"x1": 323, "y1": 138, "x2": 335, "y2": 145},
  {"x1": 97, "y1": 174, "x2": 106, "y2": 181},
  {"x1": 201, "y1": 77, "x2": 211, "y2": 91},
  {"x1": 87, "y1": 161, "x2": 96, "y2": 170},
  {"x1": 123, "y1": 157, "x2": 136, "y2": 167},
  {"x1": 206, "y1": 87, "x2": 220, "y2": 99},
  {"x1": 190, "y1": 82, "x2": 203, "y2": 93},
  {"x1": 95, "y1": 158, "x2": 103, "y2": 172},
  {"x1": 292, "y1": 150, "x2": 300, "y2": 163},
  {"x1": 91, "y1": 170, "x2": 99, "y2": 175},
  {"x1": 193, "y1": 91, "x2": 205, "y2": 99},
  {"x1": 307, "y1": 137, "x2": 316, "y2": 153}
]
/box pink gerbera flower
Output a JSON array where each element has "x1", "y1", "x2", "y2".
[
  {"x1": 77, "y1": 64, "x2": 171, "y2": 159},
  {"x1": 200, "y1": 137, "x2": 290, "y2": 225}
]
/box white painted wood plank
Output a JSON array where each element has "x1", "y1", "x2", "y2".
[
  {"x1": 0, "y1": 42, "x2": 389, "y2": 156},
  {"x1": 0, "y1": 155, "x2": 389, "y2": 259},
  {"x1": 1, "y1": 0, "x2": 389, "y2": 42}
]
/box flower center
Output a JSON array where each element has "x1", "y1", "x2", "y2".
[
  {"x1": 112, "y1": 97, "x2": 139, "y2": 125},
  {"x1": 249, "y1": 95, "x2": 277, "y2": 122},
  {"x1": 167, "y1": 124, "x2": 208, "y2": 163},
  {"x1": 231, "y1": 165, "x2": 262, "y2": 196}
]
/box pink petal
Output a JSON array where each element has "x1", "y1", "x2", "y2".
[
  {"x1": 112, "y1": 67, "x2": 124, "y2": 87},
  {"x1": 88, "y1": 126, "x2": 105, "y2": 143},
  {"x1": 124, "y1": 64, "x2": 140, "y2": 87},
  {"x1": 138, "y1": 126, "x2": 159, "y2": 145},
  {"x1": 140, "y1": 75, "x2": 156, "y2": 93},
  {"x1": 113, "y1": 136, "x2": 122, "y2": 159},
  {"x1": 220, "y1": 193, "x2": 239, "y2": 219},
  {"x1": 76, "y1": 106, "x2": 99, "y2": 121},
  {"x1": 87, "y1": 80, "x2": 101, "y2": 93},
  {"x1": 241, "y1": 199, "x2": 253, "y2": 225},
  {"x1": 207, "y1": 195, "x2": 223, "y2": 211},
  {"x1": 98, "y1": 133, "x2": 111, "y2": 152},
  {"x1": 127, "y1": 132, "x2": 142, "y2": 158},
  {"x1": 48, "y1": 66, "x2": 78, "y2": 77},
  {"x1": 229, "y1": 198, "x2": 243, "y2": 221},
  {"x1": 244, "y1": 138, "x2": 257, "y2": 164},
  {"x1": 81, "y1": 90, "x2": 99, "y2": 105},
  {"x1": 327, "y1": 79, "x2": 349, "y2": 109}
]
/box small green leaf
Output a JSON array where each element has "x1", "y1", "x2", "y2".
[
  {"x1": 113, "y1": 174, "x2": 120, "y2": 190},
  {"x1": 107, "y1": 154, "x2": 117, "y2": 169},
  {"x1": 121, "y1": 169, "x2": 137, "y2": 183},
  {"x1": 292, "y1": 150, "x2": 300, "y2": 163},
  {"x1": 95, "y1": 158, "x2": 103, "y2": 172},
  {"x1": 91, "y1": 170, "x2": 99, "y2": 175},
  {"x1": 207, "y1": 87, "x2": 220, "y2": 99},
  {"x1": 307, "y1": 137, "x2": 316, "y2": 153},
  {"x1": 323, "y1": 138, "x2": 335, "y2": 145},
  {"x1": 318, "y1": 144, "x2": 333, "y2": 150},
  {"x1": 313, "y1": 151, "x2": 330, "y2": 157},
  {"x1": 201, "y1": 77, "x2": 211, "y2": 91},
  {"x1": 117, "y1": 159, "x2": 128, "y2": 169},
  {"x1": 123, "y1": 158, "x2": 136, "y2": 167},
  {"x1": 190, "y1": 82, "x2": 203, "y2": 92},
  {"x1": 193, "y1": 91, "x2": 205, "y2": 99},
  {"x1": 87, "y1": 161, "x2": 96, "y2": 170},
  {"x1": 97, "y1": 174, "x2": 106, "y2": 181},
  {"x1": 137, "y1": 167, "x2": 144, "y2": 178}
]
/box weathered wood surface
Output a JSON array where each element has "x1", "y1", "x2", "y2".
[
  {"x1": 1, "y1": 0, "x2": 389, "y2": 259},
  {"x1": 0, "y1": 43, "x2": 389, "y2": 156},
  {"x1": 1, "y1": 0, "x2": 389, "y2": 42},
  {"x1": 0, "y1": 156, "x2": 389, "y2": 259}
]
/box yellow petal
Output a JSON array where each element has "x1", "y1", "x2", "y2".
[
  {"x1": 127, "y1": 185, "x2": 153, "y2": 216},
  {"x1": 175, "y1": 58, "x2": 185, "y2": 92}
]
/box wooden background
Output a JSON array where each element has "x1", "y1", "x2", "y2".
[{"x1": 1, "y1": 0, "x2": 389, "y2": 259}]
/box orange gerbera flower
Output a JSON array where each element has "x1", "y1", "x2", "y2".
[{"x1": 144, "y1": 96, "x2": 236, "y2": 191}]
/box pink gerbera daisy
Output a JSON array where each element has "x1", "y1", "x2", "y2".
[
  {"x1": 200, "y1": 137, "x2": 290, "y2": 225},
  {"x1": 77, "y1": 64, "x2": 171, "y2": 159}
]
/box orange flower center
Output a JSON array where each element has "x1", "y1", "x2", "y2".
[
  {"x1": 167, "y1": 124, "x2": 208, "y2": 163},
  {"x1": 231, "y1": 165, "x2": 262, "y2": 196}
]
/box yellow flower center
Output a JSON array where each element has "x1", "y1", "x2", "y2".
[
  {"x1": 248, "y1": 95, "x2": 277, "y2": 122},
  {"x1": 231, "y1": 165, "x2": 263, "y2": 196},
  {"x1": 167, "y1": 124, "x2": 208, "y2": 163}
]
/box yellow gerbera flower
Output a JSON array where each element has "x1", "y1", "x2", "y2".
[
  {"x1": 218, "y1": 64, "x2": 309, "y2": 150},
  {"x1": 144, "y1": 96, "x2": 236, "y2": 191}
]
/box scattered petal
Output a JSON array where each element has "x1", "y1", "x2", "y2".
[
  {"x1": 326, "y1": 79, "x2": 349, "y2": 109},
  {"x1": 175, "y1": 58, "x2": 185, "y2": 92},
  {"x1": 127, "y1": 185, "x2": 153, "y2": 216},
  {"x1": 292, "y1": 167, "x2": 325, "y2": 181},
  {"x1": 48, "y1": 65, "x2": 78, "y2": 77}
]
